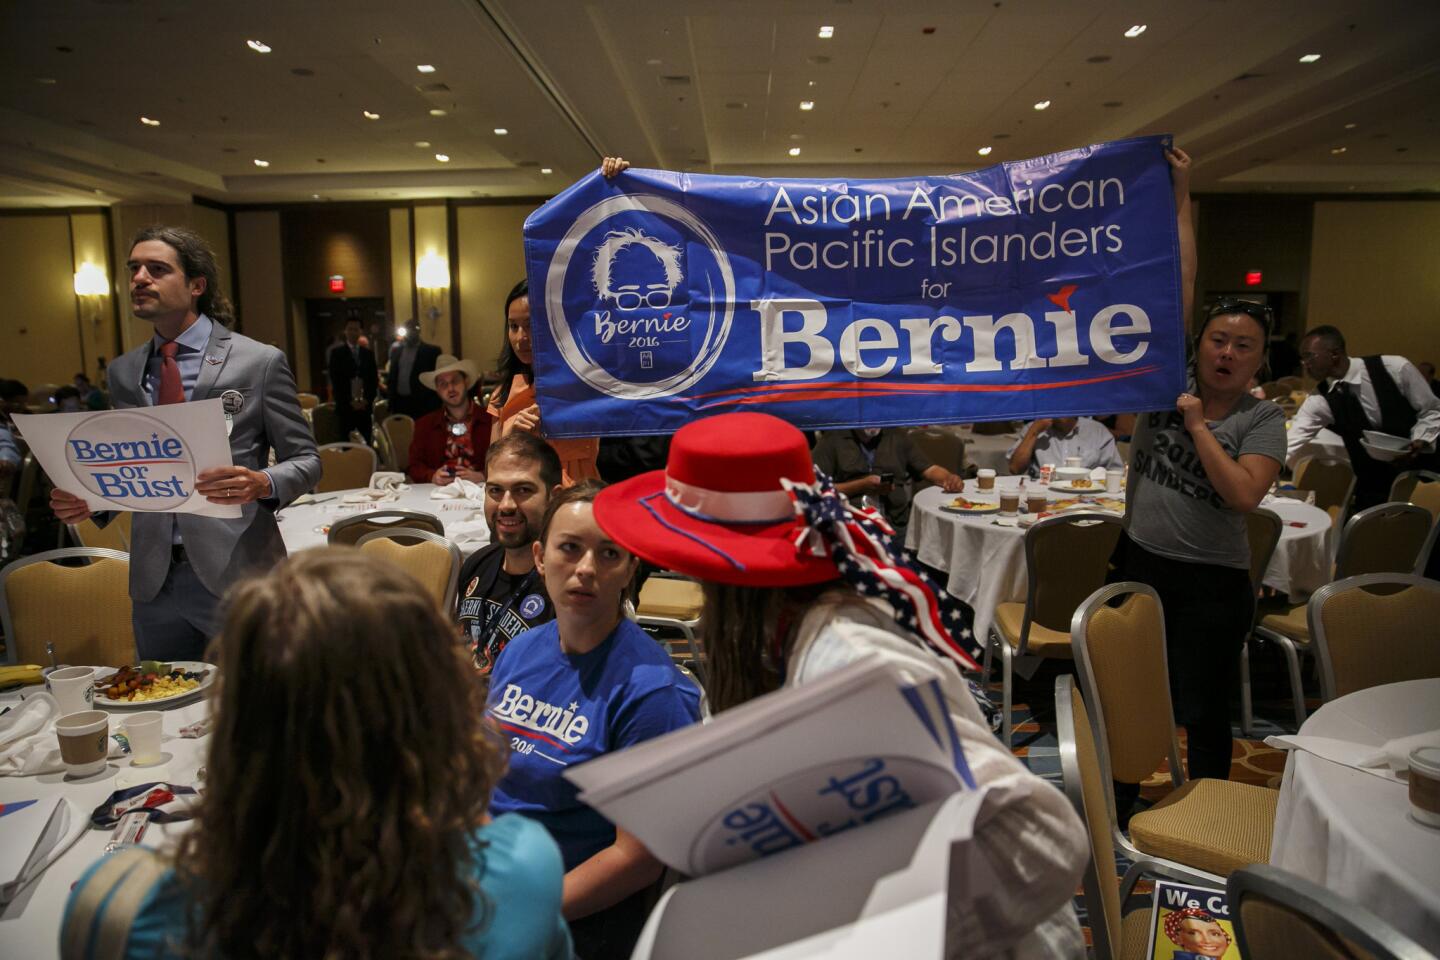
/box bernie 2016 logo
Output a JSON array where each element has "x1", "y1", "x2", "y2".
[
  {"x1": 544, "y1": 194, "x2": 735, "y2": 399},
  {"x1": 65, "y1": 413, "x2": 196, "y2": 510}
]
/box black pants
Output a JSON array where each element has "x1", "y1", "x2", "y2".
[
  {"x1": 1110, "y1": 535, "x2": 1253, "y2": 787},
  {"x1": 567, "y1": 883, "x2": 658, "y2": 960},
  {"x1": 337, "y1": 405, "x2": 373, "y2": 444}
]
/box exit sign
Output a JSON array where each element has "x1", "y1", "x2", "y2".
[
  {"x1": 329, "y1": 274, "x2": 345, "y2": 293},
  {"x1": 1244, "y1": 270, "x2": 1263, "y2": 287}
]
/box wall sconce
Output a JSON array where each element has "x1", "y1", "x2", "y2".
[
  {"x1": 415, "y1": 252, "x2": 450, "y2": 334},
  {"x1": 73, "y1": 261, "x2": 110, "y2": 325}
]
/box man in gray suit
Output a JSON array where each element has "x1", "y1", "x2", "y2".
[{"x1": 51, "y1": 226, "x2": 320, "y2": 661}]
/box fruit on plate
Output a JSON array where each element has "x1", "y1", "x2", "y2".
[{"x1": 0, "y1": 664, "x2": 44, "y2": 687}]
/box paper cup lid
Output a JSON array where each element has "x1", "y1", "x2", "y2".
[{"x1": 1409, "y1": 746, "x2": 1440, "y2": 777}]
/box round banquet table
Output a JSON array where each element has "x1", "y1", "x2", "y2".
[
  {"x1": 0, "y1": 690, "x2": 210, "y2": 959},
  {"x1": 1268, "y1": 678, "x2": 1440, "y2": 951},
  {"x1": 276, "y1": 482, "x2": 491, "y2": 555},
  {"x1": 905, "y1": 481, "x2": 1332, "y2": 643}
]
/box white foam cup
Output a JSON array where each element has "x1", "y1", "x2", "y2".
[
  {"x1": 124, "y1": 711, "x2": 164, "y2": 766},
  {"x1": 49, "y1": 666, "x2": 96, "y2": 715}
]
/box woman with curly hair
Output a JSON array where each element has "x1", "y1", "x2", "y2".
[{"x1": 61, "y1": 549, "x2": 571, "y2": 960}]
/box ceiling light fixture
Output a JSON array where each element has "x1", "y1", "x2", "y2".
[
  {"x1": 417, "y1": 64, "x2": 436, "y2": 73},
  {"x1": 139, "y1": 116, "x2": 160, "y2": 126},
  {"x1": 977, "y1": 146, "x2": 993, "y2": 156},
  {"x1": 414, "y1": 140, "x2": 431, "y2": 147},
  {"x1": 1330, "y1": 146, "x2": 1347, "y2": 155},
  {"x1": 362, "y1": 110, "x2": 380, "y2": 120},
  {"x1": 246, "y1": 40, "x2": 272, "y2": 53},
  {"x1": 493, "y1": 127, "x2": 508, "y2": 135},
  {"x1": 818, "y1": 25, "x2": 834, "y2": 39},
  {"x1": 253, "y1": 158, "x2": 270, "y2": 167},
  {"x1": 434, "y1": 153, "x2": 450, "y2": 162},
  {"x1": 1299, "y1": 53, "x2": 1321, "y2": 63},
  {"x1": 1343, "y1": 122, "x2": 1357, "y2": 129},
  {"x1": 541, "y1": 167, "x2": 553, "y2": 175},
  {"x1": 429, "y1": 108, "x2": 447, "y2": 116},
  {"x1": 1124, "y1": 24, "x2": 1146, "y2": 38},
  {"x1": 800, "y1": 100, "x2": 814, "y2": 111},
  {"x1": 788, "y1": 147, "x2": 801, "y2": 156},
  {"x1": 1033, "y1": 100, "x2": 1051, "y2": 110}
]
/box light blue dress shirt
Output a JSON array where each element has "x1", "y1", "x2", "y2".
[{"x1": 1006, "y1": 416, "x2": 1125, "y2": 478}]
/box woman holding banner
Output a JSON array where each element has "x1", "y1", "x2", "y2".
[
  {"x1": 1115, "y1": 147, "x2": 1286, "y2": 799},
  {"x1": 593, "y1": 411, "x2": 1088, "y2": 958}
]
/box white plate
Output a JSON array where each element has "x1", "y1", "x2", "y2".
[
  {"x1": 1047, "y1": 480, "x2": 1105, "y2": 494},
  {"x1": 941, "y1": 501, "x2": 1001, "y2": 515},
  {"x1": 92, "y1": 661, "x2": 215, "y2": 710},
  {"x1": 1360, "y1": 430, "x2": 1414, "y2": 462}
]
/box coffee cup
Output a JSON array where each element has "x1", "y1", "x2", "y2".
[
  {"x1": 56, "y1": 710, "x2": 110, "y2": 778},
  {"x1": 1064, "y1": 456, "x2": 1083, "y2": 468},
  {"x1": 999, "y1": 487, "x2": 1020, "y2": 517},
  {"x1": 1026, "y1": 489, "x2": 1049, "y2": 514},
  {"x1": 123, "y1": 711, "x2": 164, "y2": 767},
  {"x1": 976, "y1": 469, "x2": 996, "y2": 491},
  {"x1": 1105, "y1": 468, "x2": 1124, "y2": 494},
  {"x1": 1408, "y1": 746, "x2": 1440, "y2": 828},
  {"x1": 49, "y1": 666, "x2": 96, "y2": 715}
]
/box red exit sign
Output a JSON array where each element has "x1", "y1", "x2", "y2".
[
  {"x1": 1244, "y1": 270, "x2": 1263, "y2": 287},
  {"x1": 329, "y1": 275, "x2": 345, "y2": 293}
]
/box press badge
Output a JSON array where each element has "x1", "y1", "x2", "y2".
[{"x1": 220, "y1": 390, "x2": 244, "y2": 436}]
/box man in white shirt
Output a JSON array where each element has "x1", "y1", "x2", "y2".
[
  {"x1": 1006, "y1": 416, "x2": 1124, "y2": 478},
  {"x1": 1288, "y1": 325, "x2": 1440, "y2": 508}
]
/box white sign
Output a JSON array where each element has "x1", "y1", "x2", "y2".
[{"x1": 12, "y1": 399, "x2": 241, "y2": 519}]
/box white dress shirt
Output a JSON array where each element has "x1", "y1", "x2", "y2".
[
  {"x1": 1286, "y1": 356, "x2": 1440, "y2": 465},
  {"x1": 1006, "y1": 416, "x2": 1124, "y2": 478}
]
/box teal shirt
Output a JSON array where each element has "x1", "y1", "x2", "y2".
[{"x1": 61, "y1": 814, "x2": 572, "y2": 960}]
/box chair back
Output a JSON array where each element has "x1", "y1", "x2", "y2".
[
  {"x1": 1389, "y1": 470, "x2": 1440, "y2": 506},
  {"x1": 355, "y1": 528, "x2": 461, "y2": 611},
  {"x1": 1258, "y1": 381, "x2": 1285, "y2": 399},
  {"x1": 1019, "y1": 513, "x2": 1123, "y2": 649},
  {"x1": 1295, "y1": 457, "x2": 1357, "y2": 518},
  {"x1": 1229, "y1": 864, "x2": 1433, "y2": 960},
  {"x1": 1407, "y1": 479, "x2": 1440, "y2": 525},
  {"x1": 1275, "y1": 376, "x2": 1304, "y2": 393},
  {"x1": 13, "y1": 452, "x2": 41, "y2": 519},
  {"x1": 310, "y1": 402, "x2": 342, "y2": 445},
  {"x1": 69, "y1": 513, "x2": 132, "y2": 552},
  {"x1": 1070, "y1": 581, "x2": 1184, "y2": 788},
  {"x1": 381, "y1": 415, "x2": 415, "y2": 473},
  {"x1": 1056, "y1": 674, "x2": 1124, "y2": 960},
  {"x1": 908, "y1": 428, "x2": 965, "y2": 478},
  {"x1": 971, "y1": 420, "x2": 1017, "y2": 436},
  {"x1": 1245, "y1": 508, "x2": 1284, "y2": 592},
  {"x1": 1334, "y1": 502, "x2": 1432, "y2": 579},
  {"x1": 316, "y1": 442, "x2": 378, "y2": 493},
  {"x1": 0, "y1": 548, "x2": 135, "y2": 666},
  {"x1": 1309, "y1": 573, "x2": 1440, "y2": 702},
  {"x1": 372, "y1": 397, "x2": 389, "y2": 422},
  {"x1": 296, "y1": 392, "x2": 321, "y2": 410},
  {"x1": 371, "y1": 423, "x2": 396, "y2": 471},
  {"x1": 328, "y1": 510, "x2": 444, "y2": 546}
]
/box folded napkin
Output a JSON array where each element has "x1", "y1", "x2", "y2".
[
  {"x1": 430, "y1": 478, "x2": 484, "y2": 501},
  {"x1": 1265, "y1": 730, "x2": 1440, "y2": 782},
  {"x1": 0, "y1": 694, "x2": 128, "y2": 777},
  {"x1": 0, "y1": 796, "x2": 86, "y2": 905},
  {"x1": 444, "y1": 518, "x2": 491, "y2": 546},
  {"x1": 341, "y1": 471, "x2": 410, "y2": 503}
]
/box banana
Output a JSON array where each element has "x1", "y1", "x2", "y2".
[{"x1": 0, "y1": 664, "x2": 45, "y2": 686}]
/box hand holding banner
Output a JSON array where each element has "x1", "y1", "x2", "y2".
[
  {"x1": 13, "y1": 399, "x2": 242, "y2": 519},
  {"x1": 523, "y1": 135, "x2": 1185, "y2": 437}
]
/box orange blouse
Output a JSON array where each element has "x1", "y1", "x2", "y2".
[{"x1": 488, "y1": 375, "x2": 600, "y2": 487}]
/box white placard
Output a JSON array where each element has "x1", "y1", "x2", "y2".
[{"x1": 12, "y1": 399, "x2": 241, "y2": 519}]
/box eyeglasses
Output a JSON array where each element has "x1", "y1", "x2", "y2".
[
  {"x1": 1203, "y1": 298, "x2": 1273, "y2": 337},
  {"x1": 612, "y1": 289, "x2": 672, "y2": 311}
]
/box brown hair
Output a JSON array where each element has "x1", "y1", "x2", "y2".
[
  {"x1": 486, "y1": 432, "x2": 563, "y2": 491},
  {"x1": 175, "y1": 549, "x2": 505, "y2": 960},
  {"x1": 700, "y1": 582, "x2": 790, "y2": 714},
  {"x1": 130, "y1": 225, "x2": 235, "y2": 326},
  {"x1": 538, "y1": 478, "x2": 606, "y2": 545}
]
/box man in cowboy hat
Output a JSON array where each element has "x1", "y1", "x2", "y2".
[{"x1": 408, "y1": 354, "x2": 493, "y2": 484}]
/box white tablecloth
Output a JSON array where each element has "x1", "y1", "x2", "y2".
[
  {"x1": 1288, "y1": 425, "x2": 1348, "y2": 465},
  {"x1": 0, "y1": 689, "x2": 210, "y2": 959},
  {"x1": 1269, "y1": 678, "x2": 1440, "y2": 951},
  {"x1": 277, "y1": 483, "x2": 491, "y2": 556},
  {"x1": 1257, "y1": 497, "x2": 1333, "y2": 600}
]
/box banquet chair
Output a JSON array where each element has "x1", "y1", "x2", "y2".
[
  {"x1": 635, "y1": 574, "x2": 706, "y2": 684},
  {"x1": 1293, "y1": 456, "x2": 1356, "y2": 525},
  {"x1": 1228, "y1": 864, "x2": 1434, "y2": 960},
  {"x1": 1308, "y1": 573, "x2": 1440, "y2": 703},
  {"x1": 1253, "y1": 502, "x2": 1433, "y2": 727},
  {"x1": 1239, "y1": 508, "x2": 1285, "y2": 732},
  {"x1": 355, "y1": 528, "x2": 461, "y2": 612},
  {"x1": 381, "y1": 414, "x2": 415, "y2": 474},
  {"x1": 12, "y1": 452, "x2": 40, "y2": 521},
  {"x1": 985, "y1": 512, "x2": 1123, "y2": 748},
  {"x1": 328, "y1": 510, "x2": 444, "y2": 547},
  {"x1": 316, "y1": 442, "x2": 379, "y2": 493},
  {"x1": 1388, "y1": 470, "x2": 1440, "y2": 506},
  {"x1": 1258, "y1": 381, "x2": 1285, "y2": 400},
  {"x1": 908, "y1": 428, "x2": 965, "y2": 481},
  {"x1": 296, "y1": 392, "x2": 321, "y2": 411},
  {"x1": 371, "y1": 397, "x2": 389, "y2": 423},
  {"x1": 1274, "y1": 376, "x2": 1305, "y2": 394},
  {"x1": 1071, "y1": 582, "x2": 1278, "y2": 893},
  {"x1": 310, "y1": 402, "x2": 343, "y2": 445},
  {"x1": 1056, "y1": 674, "x2": 1213, "y2": 960},
  {"x1": 68, "y1": 512, "x2": 132, "y2": 553},
  {"x1": 0, "y1": 548, "x2": 136, "y2": 666},
  {"x1": 371, "y1": 423, "x2": 396, "y2": 472}
]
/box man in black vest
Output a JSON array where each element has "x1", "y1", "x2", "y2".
[{"x1": 1287, "y1": 325, "x2": 1440, "y2": 509}]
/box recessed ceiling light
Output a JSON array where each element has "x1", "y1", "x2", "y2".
[
  {"x1": 818, "y1": 25, "x2": 834, "y2": 39},
  {"x1": 435, "y1": 153, "x2": 450, "y2": 162},
  {"x1": 1344, "y1": 122, "x2": 1357, "y2": 129},
  {"x1": 1330, "y1": 146, "x2": 1347, "y2": 155},
  {"x1": 417, "y1": 64, "x2": 436, "y2": 73},
  {"x1": 646, "y1": 58, "x2": 662, "y2": 66},
  {"x1": 493, "y1": 127, "x2": 508, "y2": 135},
  {"x1": 541, "y1": 167, "x2": 553, "y2": 175},
  {"x1": 139, "y1": 116, "x2": 160, "y2": 126},
  {"x1": 1033, "y1": 100, "x2": 1051, "y2": 110},
  {"x1": 788, "y1": 147, "x2": 802, "y2": 156},
  {"x1": 1124, "y1": 24, "x2": 1147, "y2": 38},
  {"x1": 800, "y1": 100, "x2": 814, "y2": 111},
  {"x1": 311, "y1": 194, "x2": 321, "y2": 199},
  {"x1": 977, "y1": 146, "x2": 993, "y2": 156},
  {"x1": 414, "y1": 140, "x2": 431, "y2": 148},
  {"x1": 362, "y1": 110, "x2": 380, "y2": 120},
  {"x1": 1299, "y1": 53, "x2": 1322, "y2": 63},
  {"x1": 253, "y1": 158, "x2": 270, "y2": 167},
  {"x1": 429, "y1": 108, "x2": 447, "y2": 117},
  {"x1": 246, "y1": 40, "x2": 272, "y2": 53},
  {"x1": 36, "y1": 77, "x2": 57, "y2": 85}
]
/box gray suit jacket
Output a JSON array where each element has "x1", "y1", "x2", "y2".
[{"x1": 104, "y1": 321, "x2": 321, "y2": 601}]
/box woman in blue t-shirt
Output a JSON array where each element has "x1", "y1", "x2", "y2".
[
  {"x1": 486, "y1": 481, "x2": 701, "y2": 960},
  {"x1": 61, "y1": 549, "x2": 571, "y2": 960}
]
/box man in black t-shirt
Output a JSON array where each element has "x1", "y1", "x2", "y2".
[{"x1": 456, "y1": 433, "x2": 564, "y2": 680}]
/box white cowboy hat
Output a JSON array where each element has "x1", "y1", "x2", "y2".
[{"x1": 419, "y1": 354, "x2": 480, "y2": 391}]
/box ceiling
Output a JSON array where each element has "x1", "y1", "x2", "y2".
[{"x1": 1, "y1": 0, "x2": 1437, "y2": 208}]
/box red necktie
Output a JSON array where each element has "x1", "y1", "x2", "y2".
[{"x1": 158, "y1": 341, "x2": 185, "y2": 405}]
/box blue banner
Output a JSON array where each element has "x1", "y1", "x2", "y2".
[{"x1": 523, "y1": 135, "x2": 1183, "y2": 438}]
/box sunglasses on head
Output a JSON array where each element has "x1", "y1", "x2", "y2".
[{"x1": 1203, "y1": 298, "x2": 1273, "y2": 338}]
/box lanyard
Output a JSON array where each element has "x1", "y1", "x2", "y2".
[{"x1": 477, "y1": 570, "x2": 538, "y2": 652}]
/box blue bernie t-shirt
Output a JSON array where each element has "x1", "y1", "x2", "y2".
[{"x1": 487, "y1": 617, "x2": 701, "y2": 871}]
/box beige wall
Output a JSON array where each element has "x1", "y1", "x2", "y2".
[
  {"x1": 412, "y1": 202, "x2": 452, "y2": 354},
  {"x1": 388, "y1": 206, "x2": 414, "y2": 337},
  {"x1": 233, "y1": 211, "x2": 285, "y2": 349},
  {"x1": 0, "y1": 214, "x2": 85, "y2": 388},
  {"x1": 456, "y1": 204, "x2": 533, "y2": 368},
  {"x1": 1308, "y1": 202, "x2": 1440, "y2": 363}
]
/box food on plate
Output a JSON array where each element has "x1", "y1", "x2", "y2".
[
  {"x1": 0, "y1": 664, "x2": 45, "y2": 687},
  {"x1": 949, "y1": 497, "x2": 999, "y2": 511},
  {"x1": 99, "y1": 663, "x2": 208, "y2": 702},
  {"x1": 1068, "y1": 477, "x2": 1094, "y2": 489}
]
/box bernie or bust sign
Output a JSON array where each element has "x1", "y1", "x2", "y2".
[{"x1": 523, "y1": 134, "x2": 1185, "y2": 437}]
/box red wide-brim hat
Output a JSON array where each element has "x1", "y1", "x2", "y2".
[{"x1": 593, "y1": 412, "x2": 839, "y2": 587}]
